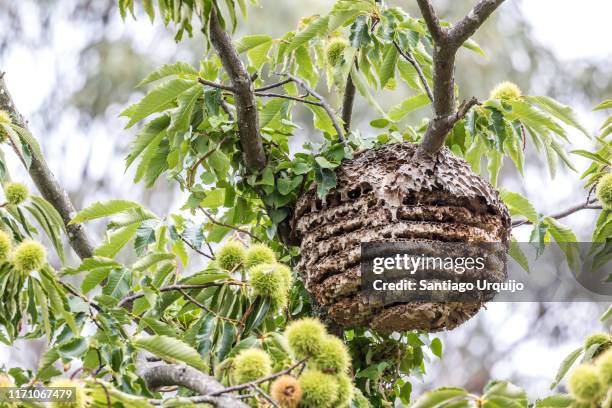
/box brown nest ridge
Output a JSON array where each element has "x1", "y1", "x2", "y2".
[{"x1": 293, "y1": 142, "x2": 511, "y2": 332}]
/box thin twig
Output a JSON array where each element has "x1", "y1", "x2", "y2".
[
  {"x1": 392, "y1": 40, "x2": 434, "y2": 102},
  {"x1": 254, "y1": 92, "x2": 323, "y2": 106},
  {"x1": 254, "y1": 79, "x2": 293, "y2": 92},
  {"x1": 280, "y1": 73, "x2": 346, "y2": 143},
  {"x1": 512, "y1": 199, "x2": 602, "y2": 227},
  {"x1": 199, "y1": 208, "x2": 262, "y2": 242},
  {"x1": 210, "y1": 358, "x2": 308, "y2": 396},
  {"x1": 178, "y1": 288, "x2": 243, "y2": 326},
  {"x1": 179, "y1": 234, "x2": 214, "y2": 260},
  {"x1": 251, "y1": 384, "x2": 279, "y2": 408},
  {"x1": 198, "y1": 77, "x2": 236, "y2": 92},
  {"x1": 118, "y1": 282, "x2": 241, "y2": 307}
]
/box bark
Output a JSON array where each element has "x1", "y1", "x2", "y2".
[
  {"x1": 0, "y1": 73, "x2": 94, "y2": 259},
  {"x1": 208, "y1": 9, "x2": 266, "y2": 171},
  {"x1": 141, "y1": 363, "x2": 248, "y2": 408},
  {"x1": 341, "y1": 74, "x2": 356, "y2": 133},
  {"x1": 415, "y1": 0, "x2": 506, "y2": 155}
]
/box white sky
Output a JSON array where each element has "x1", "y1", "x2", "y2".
[{"x1": 521, "y1": 0, "x2": 612, "y2": 61}]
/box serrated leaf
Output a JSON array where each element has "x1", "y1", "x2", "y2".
[
  {"x1": 499, "y1": 191, "x2": 538, "y2": 222},
  {"x1": 388, "y1": 93, "x2": 430, "y2": 121},
  {"x1": 132, "y1": 335, "x2": 208, "y2": 371},
  {"x1": 81, "y1": 268, "x2": 111, "y2": 293},
  {"x1": 235, "y1": 35, "x2": 272, "y2": 53},
  {"x1": 70, "y1": 200, "x2": 142, "y2": 225},
  {"x1": 126, "y1": 115, "x2": 170, "y2": 169},
  {"x1": 508, "y1": 239, "x2": 530, "y2": 272},
  {"x1": 380, "y1": 43, "x2": 399, "y2": 89},
  {"x1": 526, "y1": 95, "x2": 589, "y2": 138},
  {"x1": 350, "y1": 66, "x2": 386, "y2": 117},
  {"x1": 593, "y1": 100, "x2": 612, "y2": 111},
  {"x1": 95, "y1": 223, "x2": 140, "y2": 258},
  {"x1": 121, "y1": 79, "x2": 196, "y2": 128},
  {"x1": 137, "y1": 62, "x2": 198, "y2": 87},
  {"x1": 132, "y1": 252, "x2": 175, "y2": 272},
  {"x1": 550, "y1": 347, "x2": 582, "y2": 389},
  {"x1": 411, "y1": 387, "x2": 469, "y2": 408},
  {"x1": 287, "y1": 15, "x2": 330, "y2": 52}
]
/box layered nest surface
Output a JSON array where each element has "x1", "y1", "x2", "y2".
[{"x1": 293, "y1": 142, "x2": 511, "y2": 332}]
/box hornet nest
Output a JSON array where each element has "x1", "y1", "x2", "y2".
[{"x1": 293, "y1": 142, "x2": 511, "y2": 332}]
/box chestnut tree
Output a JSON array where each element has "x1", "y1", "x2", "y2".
[{"x1": 0, "y1": 0, "x2": 611, "y2": 407}]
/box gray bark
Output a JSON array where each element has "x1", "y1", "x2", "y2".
[{"x1": 0, "y1": 73, "x2": 94, "y2": 259}]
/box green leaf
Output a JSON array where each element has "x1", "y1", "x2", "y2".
[
  {"x1": 571, "y1": 149, "x2": 610, "y2": 166},
  {"x1": 544, "y1": 217, "x2": 577, "y2": 243},
  {"x1": 499, "y1": 191, "x2": 538, "y2": 222},
  {"x1": 168, "y1": 84, "x2": 203, "y2": 134},
  {"x1": 379, "y1": 43, "x2": 399, "y2": 89},
  {"x1": 508, "y1": 239, "x2": 529, "y2": 272},
  {"x1": 550, "y1": 347, "x2": 582, "y2": 389},
  {"x1": 70, "y1": 200, "x2": 142, "y2": 224},
  {"x1": 536, "y1": 395, "x2": 574, "y2": 408},
  {"x1": 594, "y1": 100, "x2": 612, "y2": 111},
  {"x1": 526, "y1": 95, "x2": 589, "y2": 138},
  {"x1": 103, "y1": 268, "x2": 132, "y2": 299},
  {"x1": 430, "y1": 338, "x2": 443, "y2": 358},
  {"x1": 388, "y1": 93, "x2": 430, "y2": 122},
  {"x1": 81, "y1": 268, "x2": 111, "y2": 293},
  {"x1": 132, "y1": 335, "x2": 208, "y2": 371},
  {"x1": 137, "y1": 62, "x2": 198, "y2": 87},
  {"x1": 121, "y1": 79, "x2": 196, "y2": 128},
  {"x1": 236, "y1": 35, "x2": 272, "y2": 53},
  {"x1": 132, "y1": 252, "x2": 175, "y2": 272},
  {"x1": 600, "y1": 304, "x2": 612, "y2": 322},
  {"x1": 462, "y1": 38, "x2": 486, "y2": 57},
  {"x1": 411, "y1": 387, "x2": 469, "y2": 408},
  {"x1": 260, "y1": 99, "x2": 288, "y2": 128},
  {"x1": 126, "y1": 115, "x2": 170, "y2": 169},
  {"x1": 287, "y1": 15, "x2": 330, "y2": 52},
  {"x1": 506, "y1": 100, "x2": 566, "y2": 140},
  {"x1": 351, "y1": 66, "x2": 386, "y2": 117},
  {"x1": 95, "y1": 223, "x2": 140, "y2": 258}
]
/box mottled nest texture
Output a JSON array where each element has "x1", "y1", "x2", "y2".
[{"x1": 294, "y1": 142, "x2": 511, "y2": 332}]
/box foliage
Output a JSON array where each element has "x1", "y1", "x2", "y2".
[{"x1": 0, "y1": 0, "x2": 609, "y2": 407}]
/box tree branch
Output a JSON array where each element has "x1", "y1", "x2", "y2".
[
  {"x1": 512, "y1": 199, "x2": 602, "y2": 227},
  {"x1": 282, "y1": 74, "x2": 345, "y2": 143},
  {"x1": 341, "y1": 73, "x2": 356, "y2": 133},
  {"x1": 415, "y1": 0, "x2": 506, "y2": 155},
  {"x1": 393, "y1": 40, "x2": 433, "y2": 102},
  {"x1": 415, "y1": 0, "x2": 445, "y2": 43},
  {"x1": 0, "y1": 73, "x2": 95, "y2": 259},
  {"x1": 254, "y1": 92, "x2": 323, "y2": 106},
  {"x1": 447, "y1": 0, "x2": 506, "y2": 48},
  {"x1": 208, "y1": 9, "x2": 266, "y2": 171},
  {"x1": 117, "y1": 282, "x2": 242, "y2": 308},
  {"x1": 142, "y1": 364, "x2": 249, "y2": 408},
  {"x1": 197, "y1": 77, "x2": 236, "y2": 92}
]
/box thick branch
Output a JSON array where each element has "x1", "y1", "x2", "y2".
[
  {"x1": 447, "y1": 0, "x2": 506, "y2": 48},
  {"x1": 0, "y1": 73, "x2": 95, "y2": 259},
  {"x1": 142, "y1": 364, "x2": 248, "y2": 408},
  {"x1": 415, "y1": 0, "x2": 505, "y2": 155},
  {"x1": 341, "y1": 74, "x2": 356, "y2": 133},
  {"x1": 415, "y1": 0, "x2": 445, "y2": 43},
  {"x1": 512, "y1": 199, "x2": 602, "y2": 227},
  {"x1": 208, "y1": 9, "x2": 266, "y2": 171}
]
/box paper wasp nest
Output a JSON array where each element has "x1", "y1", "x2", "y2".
[{"x1": 294, "y1": 143, "x2": 511, "y2": 332}]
